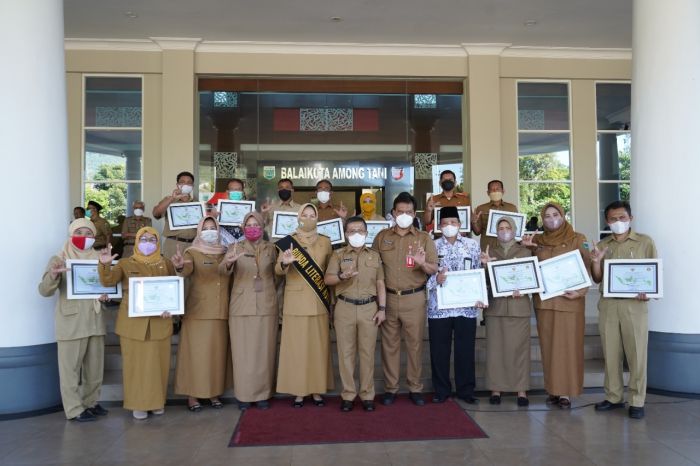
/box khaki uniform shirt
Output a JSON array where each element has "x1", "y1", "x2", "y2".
[
  {"x1": 178, "y1": 250, "x2": 230, "y2": 320},
  {"x1": 317, "y1": 203, "x2": 341, "y2": 222},
  {"x1": 485, "y1": 243, "x2": 533, "y2": 318},
  {"x1": 326, "y1": 245, "x2": 384, "y2": 300},
  {"x1": 474, "y1": 200, "x2": 519, "y2": 251},
  {"x1": 428, "y1": 192, "x2": 470, "y2": 220},
  {"x1": 223, "y1": 240, "x2": 278, "y2": 317},
  {"x1": 264, "y1": 199, "x2": 300, "y2": 236},
  {"x1": 91, "y1": 216, "x2": 112, "y2": 249},
  {"x1": 160, "y1": 198, "x2": 197, "y2": 241},
  {"x1": 372, "y1": 225, "x2": 438, "y2": 291},
  {"x1": 121, "y1": 216, "x2": 153, "y2": 245}
]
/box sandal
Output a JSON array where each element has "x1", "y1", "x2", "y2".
[
  {"x1": 312, "y1": 396, "x2": 325, "y2": 407},
  {"x1": 210, "y1": 399, "x2": 224, "y2": 409},
  {"x1": 187, "y1": 403, "x2": 201, "y2": 412},
  {"x1": 546, "y1": 395, "x2": 560, "y2": 405},
  {"x1": 292, "y1": 398, "x2": 304, "y2": 408},
  {"x1": 558, "y1": 397, "x2": 571, "y2": 409}
]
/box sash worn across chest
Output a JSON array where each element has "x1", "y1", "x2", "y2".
[{"x1": 275, "y1": 235, "x2": 331, "y2": 312}]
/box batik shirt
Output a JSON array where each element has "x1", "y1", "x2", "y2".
[{"x1": 427, "y1": 235, "x2": 481, "y2": 319}]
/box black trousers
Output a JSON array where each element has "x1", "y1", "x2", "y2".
[{"x1": 428, "y1": 316, "x2": 476, "y2": 398}]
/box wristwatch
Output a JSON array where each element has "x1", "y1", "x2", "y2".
[{"x1": 378, "y1": 305, "x2": 386, "y2": 311}]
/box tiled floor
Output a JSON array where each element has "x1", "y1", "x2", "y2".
[{"x1": 1, "y1": 392, "x2": 700, "y2": 466}]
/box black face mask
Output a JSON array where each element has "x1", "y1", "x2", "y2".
[
  {"x1": 441, "y1": 180, "x2": 455, "y2": 192},
  {"x1": 278, "y1": 189, "x2": 292, "y2": 201}
]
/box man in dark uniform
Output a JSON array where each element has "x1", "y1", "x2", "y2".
[
  {"x1": 423, "y1": 169, "x2": 470, "y2": 230},
  {"x1": 471, "y1": 179, "x2": 519, "y2": 252}
]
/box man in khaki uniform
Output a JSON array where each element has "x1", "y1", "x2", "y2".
[
  {"x1": 373, "y1": 192, "x2": 438, "y2": 406},
  {"x1": 152, "y1": 170, "x2": 197, "y2": 258},
  {"x1": 591, "y1": 200, "x2": 658, "y2": 420},
  {"x1": 325, "y1": 216, "x2": 387, "y2": 412},
  {"x1": 121, "y1": 200, "x2": 152, "y2": 258},
  {"x1": 261, "y1": 178, "x2": 301, "y2": 238},
  {"x1": 315, "y1": 179, "x2": 348, "y2": 222},
  {"x1": 471, "y1": 179, "x2": 519, "y2": 252},
  {"x1": 423, "y1": 169, "x2": 470, "y2": 230}
]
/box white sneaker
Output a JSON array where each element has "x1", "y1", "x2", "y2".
[
  {"x1": 133, "y1": 410, "x2": 148, "y2": 420},
  {"x1": 152, "y1": 408, "x2": 165, "y2": 415}
]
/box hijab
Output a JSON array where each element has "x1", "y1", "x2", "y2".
[
  {"x1": 61, "y1": 219, "x2": 99, "y2": 260},
  {"x1": 242, "y1": 211, "x2": 265, "y2": 243},
  {"x1": 360, "y1": 192, "x2": 377, "y2": 221},
  {"x1": 496, "y1": 216, "x2": 517, "y2": 255},
  {"x1": 132, "y1": 226, "x2": 165, "y2": 265},
  {"x1": 295, "y1": 203, "x2": 319, "y2": 244},
  {"x1": 187, "y1": 217, "x2": 227, "y2": 255},
  {"x1": 534, "y1": 202, "x2": 577, "y2": 247}
]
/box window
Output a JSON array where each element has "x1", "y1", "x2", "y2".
[
  {"x1": 517, "y1": 82, "x2": 572, "y2": 223},
  {"x1": 596, "y1": 82, "x2": 631, "y2": 236},
  {"x1": 82, "y1": 76, "x2": 143, "y2": 225}
]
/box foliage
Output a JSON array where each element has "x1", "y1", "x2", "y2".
[
  {"x1": 84, "y1": 164, "x2": 127, "y2": 225},
  {"x1": 518, "y1": 153, "x2": 571, "y2": 221}
]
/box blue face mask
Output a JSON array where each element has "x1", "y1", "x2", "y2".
[
  {"x1": 85, "y1": 209, "x2": 92, "y2": 218},
  {"x1": 228, "y1": 191, "x2": 244, "y2": 201}
]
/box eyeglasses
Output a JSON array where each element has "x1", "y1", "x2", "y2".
[{"x1": 139, "y1": 237, "x2": 158, "y2": 244}]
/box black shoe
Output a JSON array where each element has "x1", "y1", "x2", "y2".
[
  {"x1": 313, "y1": 396, "x2": 325, "y2": 407},
  {"x1": 546, "y1": 395, "x2": 560, "y2": 405},
  {"x1": 71, "y1": 409, "x2": 97, "y2": 422},
  {"x1": 517, "y1": 397, "x2": 529, "y2": 407},
  {"x1": 238, "y1": 401, "x2": 251, "y2": 411},
  {"x1": 88, "y1": 404, "x2": 109, "y2": 416},
  {"x1": 362, "y1": 400, "x2": 375, "y2": 412},
  {"x1": 292, "y1": 398, "x2": 304, "y2": 408},
  {"x1": 629, "y1": 406, "x2": 645, "y2": 419},
  {"x1": 458, "y1": 395, "x2": 479, "y2": 405},
  {"x1": 595, "y1": 400, "x2": 626, "y2": 411},
  {"x1": 382, "y1": 393, "x2": 397, "y2": 405},
  {"x1": 489, "y1": 395, "x2": 501, "y2": 405},
  {"x1": 432, "y1": 394, "x2": 448, "y2": 403},
  {"x1": 256, "y1": 400, "x2": 270, "y2": 410},
  {"x1": 409, "y1": 392, "x2": 425, "y2": 406},
  {"x1": 340, "y1": 400, "x2": 354, "y2": 412}
]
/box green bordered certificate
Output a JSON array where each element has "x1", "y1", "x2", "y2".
[
  {"x1": 128, "y1": 276, "x2": 185, "y2": 317},
  {"x1": 538, "y1": 250, "x2": 592, "y2": 301},
  {"x1": 66, "y1": 259, "x2": 122, "y2": 300},
  {"x1": 603, "y1": 258, "x2": 663, "y2": 298}
]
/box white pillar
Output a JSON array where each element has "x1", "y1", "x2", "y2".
[
  {"x1": 632, "y1": 0, "x2": 700, "y2": 393},
  {"x1": 0, "y1": 0, "x2": 67, "y2": 413}
]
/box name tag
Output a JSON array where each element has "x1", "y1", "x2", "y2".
[
  {"x1": 244, "y1": 254, "x2": 255, "y2": 258},
  {"x1": 342, "y1": 258, "x2": 354, "y2": 263},
  {"x1": 383, "y1": 239, "x2": 393, "y2": 245},
  {"x1": 203, "y1": 261, "x2": 214, "y2": 265}
]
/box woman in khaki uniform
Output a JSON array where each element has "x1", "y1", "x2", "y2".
[
  {"x1": 522, "y1": 203, "x2": 591, "y2": 409},
  {"x1": 275, "y1": 203, "x2": 334, "y2": 407},
  {"x1": 222, "y1": 211, "x2": 278, "y2": 411},
  {"x1": 98, "y1": 226, "x2": 177, "y2": 420},
  {"x1": 38, "y1": 218, "x2": 109, "y2": 422},
  {"x1": 171, "y1": 217, "x2": 231, "y2": 412},
  {"x1": 481, "y1": 217, "x2": 533, "y2": 406}
]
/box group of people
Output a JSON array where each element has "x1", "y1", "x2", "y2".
[{"x1": 40, "y1": 169, "x2": 657, "y2": 422}]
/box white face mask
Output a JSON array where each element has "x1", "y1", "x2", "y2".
[
  {"x1": 179, "y1": 184, "x2": 193, "y2": 195},
  {"x1": 133, "y1": 208, "x2": 144, "y2": 217},
  {"x1": 348, "y1": 233, "x2": 366, "y2": 248},
  {"x1": 498, "y1": 230, "x2": 514, "y2": 242},
  {"x1": 396, "y1": 213, "x2": 414, "y2": 229},
  {"x1": 316, "y1": 191, "x2": 331, "y2": 204},
  {"x1": 609, "y1": 220, "x2": 630, "y2": 235},
  {"x1": 200, "y1": 229, "x2": 218, "y2": 244},
  {"x1": 441, "y1": 224, "x2": 459, "y2": 238}
]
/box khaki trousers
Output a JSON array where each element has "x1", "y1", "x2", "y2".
[
  {"x1": 599, "y1": 299, "x2": 649, "y2": 407},
  {"x1": 334, "y1": 301, "x2": 379, "y2": 401},
  {"x1": 57, "y1": 336, "x2": 105, "y2": 419},
  {"x1": 381, "y1": 292, "x2": 426, "y2": 393}
]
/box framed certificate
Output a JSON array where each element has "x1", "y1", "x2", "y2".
[
  {"x1": 538, "y1": 250, "x2": 592, "y2": 301},
  {"x1": 433, "y1": 206, "x2": 471, "y2": 234},
  {"x1": 603, "y1": 258, "x2": 663, "y2": 298},
  {"x1": 167, "y1": 202, "x2": 205, "y2": 231},
  {"x1": 437, "y1": 269, "x2": 488, "y2": 309},
  {"x1": 365, "y1": 220, "x2": 391, "y2": 246},
  {"x1": 318, "y1": 218, "x2": 346, "y2": 245},
  {"x1": 487, "y1": 256, "x2": 544, "y2": 297},
  {"x1": 217, "y1": 200, "x2": 255, "y2": 226},
  {"x1": 486, "y1": 210, "x2": 526, "y2": 240},
  {"x1": 128, "y1": 276, "x2": 185, "y2": 317},
  {"x1": 65, "y1": 260, "x2": 122, "y2": 300},
  {"x1": 271, "y1": 211, "x2": 299, "y2": 239}
]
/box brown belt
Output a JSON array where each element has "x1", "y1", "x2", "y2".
[
  {"x1": 386, "y1": 285, "x2": 426, "y2": 296},
  {"x1": 337, "y1": 295, "x2": 377, "y2": 306}
]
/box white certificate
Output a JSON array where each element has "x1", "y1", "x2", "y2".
[
  {"x1": 271, "y1": 211, "x2": 299, "y2": 239},
  {"x1": 538, "y1": 250, "x2": 591, "y2": 301},
  {"x1": 66, "y1": 260, "x2": 122, "y2": 300},
  {"x1": 128, "y1": 276, "x2": 185, "y2": 317},
  {"x1": 167, "y1": 202, "x2": 205, "y2": 231},
  {"x1": 486, "y1": 210, "x2": 526, "y2": 240},
  {"x1": 437, "y1": 269, "x2": 488, "y2": 309},
  {"x1": 603, "y1": 259, "x2": 663, "y2": 298},
  {"x1": 365, "y1": 221, "x2": 391, "y2": 246},
  {"x1": 433, "y1": 206, "x2": 471, "y2": 234},
  {"x1": 487, "y1": 256, "x2": 544, "y2": 297},
  {"x1": 217, "y1": 200, "x2": 255, "y2": 226},
  {"x1": 318, "y1": 218, "x2": 345, "y2": 245}
]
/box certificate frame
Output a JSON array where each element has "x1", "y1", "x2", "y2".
[
  {"x1": 365, "y1": 220, "x2": 391, "y2": 246},
  {"x1": 538, "y1": 250, "x2": 592, "y2": 301},
  {"x1": 65, "y1": 259, "x2": 122, "y2": 300},
  {"x1": 487, "y1": 256, "x2": 544, "y2": 297},
  {"x1": 437, "y1": 269, "x2": 488, "y2": 309},
  {"x1": 317, "y1": 218, "x2": 346, "y2": 245},
  {"x1": 167, "y1": 202, "x2": 205, "y2": 231},
  {"x1": 271, "y1": 211, "x2": 299, "y2": 239},
  {"x1": 486, "y1": 210, "x2": 527, "y2": 240},
  {"x1": 603, "y1": 258, "x2": 663, "y2": 298},
  {"x1": 128, "y1": 276, "x2": 185, "y2": 317},
  {"x1": 433, "y1": 206, "x2": 471, "y2": 234},
  {"x1": 217, "y1": 199, "x2": 255, "y2": 226}
]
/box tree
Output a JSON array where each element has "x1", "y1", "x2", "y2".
[
  {"x1": 84, "y1": 163, "x2": 127, "y2": 225},
  {"x1": 518, "y1": 153, "x2": 572, "y2": 221}
]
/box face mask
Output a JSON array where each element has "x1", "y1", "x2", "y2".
[
  {"x1": 396, "y1": 213, "x2": 414, "y2": 229},
  {"x1": 85, "y1": 209, "x2": 92, "y2": 218},
  {"x1": 316, "y1": 191, "x2": 331, "y2": 204},
  {"x1": 228, "y1": 190, "x2": 244, "y2": 201},
  {"x1": 348, "y1": 233, "x2": 367, "y2": 248},
  {"x1": 138, "y1": 242, "x2": 157, "y2": 256},
  {"x1": 361, "y1": 200, "x2": 375, "y2": 214},
  {"x1": 441, "y1": 180, "x2": 455, "y2": 192},
  {"x1": 244, "y1": 226, "x2": 263, "y2": 242},
  {"x1": 299, "y1": 218, "x2": 317, "y2": 232},
  {"x1": 278, "y1": 189, "x2": 292, "y2": 201},
  {"x1": 498, "y1": 230, "x2": 514, "y2": 242},
  {"x1": 179, "y1": 184, "x2": 193, "y2": 195},
  {"x1": 441, "y1": 224, "x2": 459, "y2": 238},
  {"x1": 489, "y1": 191, "x2": 503, "y2": 202},
  {"x1": 609, "y1": 220, "x2": 630, "y2": 235},
  {"x1": 133, "y1": 208, "x2": 144, "y2": 217},
  {"x1": 71, "y1": 236, "x2": 95, "y2": 250},
  {"x1": 200, "y1": 229, "x2": 218, "y2": 244},
  {"x1": 543, "y1": 217, "x2": 563, "y2": 231}
]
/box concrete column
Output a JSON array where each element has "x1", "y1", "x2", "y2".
[
  {"x1": 0, "y1": 0, "x2": 66, "y2": 416},
  {"x1": 632, "y1": 0, "x2": 700, "y2": 394}
]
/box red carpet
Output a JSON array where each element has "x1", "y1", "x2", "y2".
[{"x1": 230, "y1": 395, "x2": 487, "y2": 447}]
